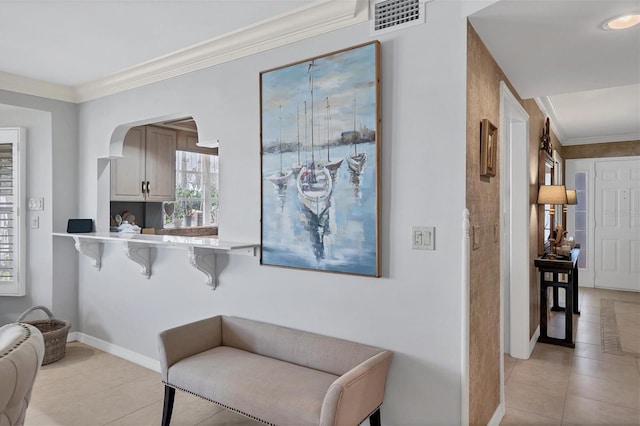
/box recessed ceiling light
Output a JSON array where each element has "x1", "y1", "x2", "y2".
[{"x1": 603, "y1": 14, "x2": 640, "y2": 30}]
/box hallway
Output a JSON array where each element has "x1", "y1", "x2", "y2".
[{"x1": 502, "y1": 287, "x2": 640, "y2": 425}]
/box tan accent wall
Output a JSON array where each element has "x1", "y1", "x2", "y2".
[
  {"x1": 467, "y1": 23, "x2": 563, "y2": 423},
  {"x1": 525, "y1": 99, "x2": 542, "y2": 338},
  {"x1": 523, "y1": 101, "x2": 562, "y2": 337},
  {"x1": 466, "y1": 23, "x2": 505, "y2": 425},
  {"x1": 563, "y1": 140, "x2": 640, "y2": 159}
]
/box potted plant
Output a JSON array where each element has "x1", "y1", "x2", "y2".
[{"x1": 177, "y1": 186, "x2": 202, "y2": 227}]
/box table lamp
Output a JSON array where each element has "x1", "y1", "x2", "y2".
[
  {"x1": 537, "y1": 185, "x2": 568, "y2": 215},
  {"x1": 538, "y1": 185, "x2": 568, "y2": 256}
]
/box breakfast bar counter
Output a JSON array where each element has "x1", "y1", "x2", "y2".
[{"x1": 53, "y1": 232, "x2": 259, "y2": 289}]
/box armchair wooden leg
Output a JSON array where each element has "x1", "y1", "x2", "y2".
[
  {"x1": 162, "y1": 385, "x2": 176, "y2": 426},
  {"x1": 369, "y1": 408, "x2": 381, "y2": 426}
]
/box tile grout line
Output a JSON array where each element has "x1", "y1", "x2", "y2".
[
  {"x1": 503, "y1": 289, "x2": 640, "y2": 425},
  {"x1": 102, "y1": 400, "x2": 161, "y2": 426},
  {"x1": 559, "y1": 329, "x2": 578, "y2": 425},
  {"x1": 569, "y1": 295, "x2": 640, "y2": 416}
]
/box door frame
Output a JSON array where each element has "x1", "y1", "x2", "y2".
[
  {"x1": 565, "y1": 158, "x2": 595, "y2": 287},
  {"x1": 500, "y1": 82, "x2": 531, "y2": 359}
]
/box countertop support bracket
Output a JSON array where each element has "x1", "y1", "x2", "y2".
[
  {"x1": 123, "y1": 242, "x2": 152, "y2": 278},
  {"x1": 73, "y1": 236, "x2": 103, "y2": 270},
  {"x1": 188, "y1": 247, "x2": 218, "y2": 289}
]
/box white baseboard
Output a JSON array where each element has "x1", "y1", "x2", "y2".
[
  {"x1": 67, "y1": 331, "x2": 161, "y2": 373},
  {"x1": 487, "y1": 401, "x2": 505, "y2": 426},
  {"x1": 529, "y1": 326, "x2": 540, "y2": 357}
]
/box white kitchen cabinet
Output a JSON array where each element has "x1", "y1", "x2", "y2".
[
  {"x1": 145, "y1": 126, "x2": 177, "y2": 201},
  {"x1": 111, "y1": 126, "x2": 176, "y2": 202}
]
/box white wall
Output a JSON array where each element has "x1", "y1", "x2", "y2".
[
  {"x1": 0, "y1": 94, "x2": 78, "y2": 326},
  {"x1": 0, "y1": 2, "x2": 469, "y2": 424}
]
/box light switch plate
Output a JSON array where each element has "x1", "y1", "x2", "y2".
[
  {"x1": 424, "y1": 226, "x2": 435, "y2": 250},
  {"x1": 28, "y1": 197, "x2": 44, "y2": 211},
  {"x1": 473, "y1": 225, "x2": 480, "y2": 250},
  {"x1": 412, "y1": 226, "x2": 435, "y2": 250}
]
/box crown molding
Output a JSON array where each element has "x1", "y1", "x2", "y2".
[
  {"x1": 536, "y1": 96, "x2": 640, "y2": 146},
  {"x1": 534, "y1": 96, "x2": 566, "y2": 143},
  {"x1": 75, "y1": 0, "x2": 368, "y2": 103},
  {"x1": 0, "y1": 71, "x2": 77, "y2": 103},
  {"x1": 1, "y1": 0, "x2": 367, "y2": 104},
  {"x1": 562, "y1": 133, "x2": 640, "y2": 146}
]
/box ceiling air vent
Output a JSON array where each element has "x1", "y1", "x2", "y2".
[{"x1": 370, "y1": 0, "x2": 425, "y2": 35}]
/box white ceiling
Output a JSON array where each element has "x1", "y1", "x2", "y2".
[
  {"x1": 0, "y1": 0, "x2": 311, "y2": 86},
  {"x1": 470, "y1": 0, "x2": 640, "y2": 145},
  {"x1": 0, "y1": 0, "x2": 638, "y2": 146}
]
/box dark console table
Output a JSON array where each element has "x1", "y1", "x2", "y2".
[{"x1": 533, "y1": 248, "x2": 581, "y2": 348}]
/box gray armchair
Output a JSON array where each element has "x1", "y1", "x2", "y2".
[{"x1": 0, "y1": 323, "x2": 45, "y2": 426}]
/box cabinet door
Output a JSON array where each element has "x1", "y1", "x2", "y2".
[
  {"x1": 145, "y1": 126, "x2": 176, "y2": 202},
  {"x1": 111, "y1": 127, "x2": 146, "y2": 201}
]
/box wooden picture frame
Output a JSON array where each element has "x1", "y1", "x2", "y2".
[
  {"x1": 480, "y1": 119, "x2": 498, "y2": 177},
  {"x1": 259, "y1": 41, "x2": 381, "y2": 277}
]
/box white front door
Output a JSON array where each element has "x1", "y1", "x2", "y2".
[{"x1": 594, "y1": 158, "x2": 640, "y2": 291}]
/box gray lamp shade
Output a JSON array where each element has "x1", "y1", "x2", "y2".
[
  {"x1": 537, "y1": 185, "x2": 568, "y2": 205},
  {"x1": 566, "y1": 189, "x2": 577, "y2": 205}
]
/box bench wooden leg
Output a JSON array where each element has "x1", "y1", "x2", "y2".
[
  {"x1": 162, "y1": 385, "x2": 176, "y2": 426},
  {"x1": 369, "y1": 408, "x2": 381, "y2": 426}
]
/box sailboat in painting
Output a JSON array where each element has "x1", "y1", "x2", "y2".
[
  {"x1": 346, "y1": 94, "x2": 367, "y2": 175},
  {"x1": 266, "y1": 166, "x2": 292, "y2": 189},
  {"x1": 291, "y1": 101, "x2": 304, "y2": 176},
  {"x1": 297, "y1": 164, "x2": 332, "y2": 216},
  {"x1": 317, "y1": 97, "x2": 343, "y2": 180},
  {"x1": 297, "y1": 60, "x2": 333, "y2": 216},
  {"x1": 266, "y1": 105, "x2": 293, "y2": 189}
]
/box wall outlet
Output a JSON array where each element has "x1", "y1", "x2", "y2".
[{"x1": 31, "y1": 216, "x2": 39, "y2": 229}]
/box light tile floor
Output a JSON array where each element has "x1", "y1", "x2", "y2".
[
  {"x1": 24, "y1": 287, "x2": 640, "y2": 425},
  {"x1": 26, "y1": 343, "x2": 260, "y2": 426},
  {"x1": 501, "y1": 287, "x2": 640, "y2": 425}
]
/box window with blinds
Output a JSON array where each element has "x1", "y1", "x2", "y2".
[{"x1": 0, "y1": 128, "x2": 25, "y2": 296}]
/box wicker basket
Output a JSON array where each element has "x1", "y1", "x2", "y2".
[{"x1": 17, "y1": 306, "x2": 71, "y2": 365}]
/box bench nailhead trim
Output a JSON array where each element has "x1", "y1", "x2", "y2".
[
  {"x1": 0, "y1": 324, "x2": 32, "y2": 359},
  {"x1": 164, "y1": 381, "x2": 276, "y2": 426}
]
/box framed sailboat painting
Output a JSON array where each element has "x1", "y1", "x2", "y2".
[{"x1": 259, "y1": 41, "x2": 381, "y2": 277}]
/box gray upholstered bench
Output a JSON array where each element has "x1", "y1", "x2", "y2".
[{"x1": 158, "y1": 315, "x2": 392, "y2": 426}]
